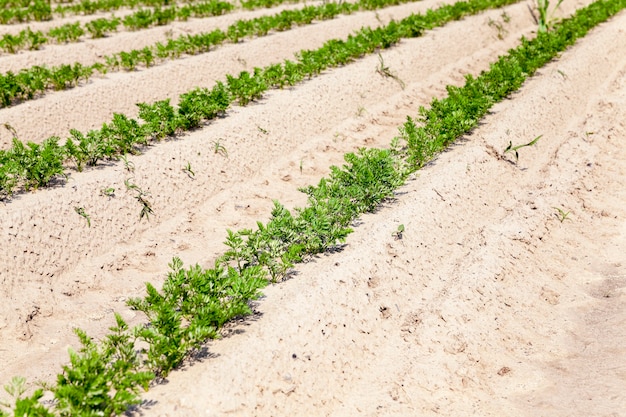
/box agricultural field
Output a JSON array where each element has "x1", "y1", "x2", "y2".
[{"x1": 0, "y1": 0, "x2": 625, "y2": 414}]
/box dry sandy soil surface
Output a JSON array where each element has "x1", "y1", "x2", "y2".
[{"x1": 1, "y1": 0, "x2": 625, "y2": 415}]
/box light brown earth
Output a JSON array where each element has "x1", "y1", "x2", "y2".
[{"x1": 0, "y1": 0, "x2": 625, "y2": 415}]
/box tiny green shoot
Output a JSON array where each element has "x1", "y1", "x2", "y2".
[
  {"x1": 213, "y1": 139, "x2": 228, "y2": 157},
  {"x1": 138, "y1": 194, "x2": 154, "y2": 221},
  {"x1": 488, "y1": 15, "x2": 509, "y2": 40},
  {"x1": 553, "y1": 207, "x2": 571, "y2": 223},
  {"x1": 120, "y1": 154, "x2": 135, "y2": 173},
  {"x1": 182, "y1": 161, "x2": 195, "y2": 178},
  {"x1": 375, "y1": 53, "x2": 405, "y2": 89},
  {"x1": 503, "y1": 135, "x2": 542, "y2": 163},
  {"x1": 124, "y1": 179, "x2": 153, "y2": 221},
  {"x1": 74, "y1": 206, "x2": 91, "y2": 227},
  {"x1": 124, "y1": 178, "x2": 139, "y2": 192},
  {"x1": 100, "y1": 187, "x2": 115, "y2": 197},
  {"x1": 392, "y1": 224, "x2": 405, "y2": 240}
]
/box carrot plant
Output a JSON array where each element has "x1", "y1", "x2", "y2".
[
  {"x1": 48, "y1": 22, "x2": 85, "y2": 43},
  {"x1": 127, "y1": 257, "x2": 267, "y2": 376},
  {"x1": 84, "y1": 17, "x2": 121, "y2": 38},
  {"x1": 64, "y1": 129, "x2": 109, "y2": 171},
  {"x1": 51, "y1": 316, "x2": 153, "y2": 415},
  {"x1": 0, "y1": 0, "x2": 51, "y2": 24},
  {"x1": 0, "y1": 0, "x2": 483, "y2": 93},
  {"x1": 0, "y1": 0, "x2": 230, "y2": 24},
  {"x1": 0, "y1": 377, "x2": 53, "y2": 417},
  {"x1": 100, "y1": 187, "x2": 115, "y2": 197}
]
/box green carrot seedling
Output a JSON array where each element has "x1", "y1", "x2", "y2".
[
  {"x1": 100, "y1": 187, "x2": 115, "y2": 197},
  {"x1": 392, "y1": 224, "x2": 405, "y2": 240}
]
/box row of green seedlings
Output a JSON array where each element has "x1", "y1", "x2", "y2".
[
  {"x1": 0, "y1": 0, "x2": 418, "y2": 54},
  {"x1": 0, "y1": 0, "x2": 522, "y2": 109},
  {"x1": 0, "y1": 0, "x2": 399, "y2": 107},
  {"x1": 0, "y1": 0, "x2": 298, "y2": 13},
  {"x1": 0, "y1": 0, "x2": 49, "y2": 24},
  {"x1": 0, "y1": 0, "x2": 226, "y2": 24},
  {"x1": 0, "y1": 0, "x2": 386, "y2": 103},
  {"x1": 0, "y1": 0, "x2": 235, "y2": 52},
  {"x1": 240, "y1": 0, "x2": 304, "y2": 10},
  {"x1": 0, "y1": 0, "x2": 523, "y2": 199},
  {"x1": 0, "y1": 0, "x2": 306, "y2": 24},
  {"x1": 1, "y1": 0, "x2": 623, "y2": 413}
]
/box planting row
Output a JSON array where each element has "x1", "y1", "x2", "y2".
[
  {"x1": 0, "y1": 0, "x2": 234, "y2": 52},
  {"x1": 0, "y1": 0, "x2": 435, "y2": 106},
  {"x1": 1, "y1": 0, "x2": 622, "y2": 413},
  {"x1": 0, "y1": 0, "x2": 522, "y2": 198},
  {"x1": 0, "y1": 0, "x2": 187, "y2": 24},
  {"x1": 0, "y1": 0, "x2": 304, "y2": 24},
  {"x1": 0, "y1": 0, "x2": 423, "y2": 54}
]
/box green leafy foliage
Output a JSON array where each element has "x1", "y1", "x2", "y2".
[
  {"x1": 128, "y1": 258, "x2": 267, "y2": 376},
  {"x1": 178, "y1": 83, "x2": 231, "y2": 129},
  {"x1": 4, "y1": 134, "x2": 65, "y2": 192},
  {"x1": 53, "y1": 317, "x2": 153, "y2": 416},
  {"x1": 48, "y1": 22, "x2": 85, "y2": 43},
  {"x1": 85, "y1": 17, "x2": 120, "y2": 38},
  {"x1": 0, "y1": 0, "x2": 482, "y2": 99},
  {"x1": 0, "y1": 376, "x2": 54, "y2": 416},
  {"x1": 226, "y1": 70, "x2": 268, "y2": 105},
  {"x1": 0, "y1": 0, "x2": 620, "y2": 202},
  {"x1": 137, "y1": 99, "x2": 183, "y2": 140},
  {"x1": 64, "y1": 129, "x2": 108, "y2": 170},
  {"x1": 3, "y1": 0, "x2": 625, "y2": 413},
  {"x1": 0, "y1": 0, "x2": 233, "y2": 24},
  {"x1": 0, "y1": 0, "x2": 50, "y2": 24}
]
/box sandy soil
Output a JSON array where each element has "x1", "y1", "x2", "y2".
[{"x1": 1, "y1": 0, "x2": 625, "y2": 415}]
